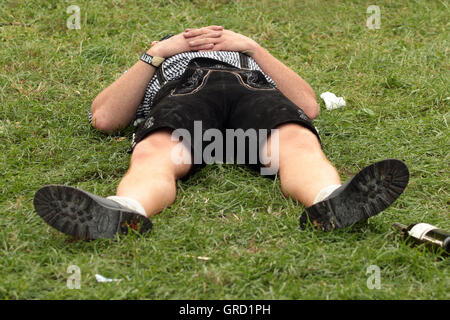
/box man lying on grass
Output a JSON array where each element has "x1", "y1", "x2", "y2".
[{"x1": 33, "y1": 26, "x2": 410, "y2": 239}]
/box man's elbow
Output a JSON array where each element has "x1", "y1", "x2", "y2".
[
  {"x1": 303, "y1": 99, "x2": 319, "y2": 120},
  {"x1": 90, "y1": 107, "x2": 117, "y2": 134}
]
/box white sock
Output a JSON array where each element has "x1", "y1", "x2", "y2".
[
  {"x1": 107, "y1": 196, "x2": 147, "y2": 217},
  {"x1": 313, "y1": 184, "x2": 342, "y2": 204}
]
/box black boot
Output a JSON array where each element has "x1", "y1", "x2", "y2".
[
  {"x1": 34, "y1": 185, "x2": 153, "y2": 239},
  {"x1": 299, "y1": 159, "x2": 410, "y2": 232}
]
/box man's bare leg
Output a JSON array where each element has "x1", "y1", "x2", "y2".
[
  {"x1": 115, "y1": 129, "x2": 192, "y2": 217},
  {"x1": 262, "y1": 123, "x2": 409, "y2": 231},
  {"x1": 33, "y1": 129, "x2": 192, "y2": 239},
  {"x1": 264, "y1": 123, "x2": 341, "y2": 207}
]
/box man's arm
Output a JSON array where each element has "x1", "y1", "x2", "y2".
[
  {"x1": 91, "y1": 26, "x2": 224, "y2": 133},
  {"x1": 249, "y1": 46, "x2": 319, "y2": 119},
  {"x1": 184, "y1": 29, "x2": 319, "y2": 119},
  {"x1": 90, "y1": 58, "x2": 157, "y2": 133}
]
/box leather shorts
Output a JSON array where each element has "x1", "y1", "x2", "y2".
[{"x1": 131, "y1": 57, "x2": 320, "y2": 177}]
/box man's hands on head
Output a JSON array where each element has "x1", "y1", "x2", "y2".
[
  {"x1": 183, "y1": 28, "x2": 259, "y2": 54},
  {"x1": 147, "y1": 25, "x2": 224, "y2": 58},
  {"x1": 148, "y1": 25, "x2": 260, "y2": 59}
]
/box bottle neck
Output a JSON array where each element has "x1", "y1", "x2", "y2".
[{"x1": 393, "y1": 222, "x2": 408, "y2": 233}]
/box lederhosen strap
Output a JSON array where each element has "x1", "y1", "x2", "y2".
[
  {"x1": 156, "y1": 65, "x2": 166, "y2": 86},
  {"x1": 239, "y1": 52, "x2": 250, "y2": 69}
]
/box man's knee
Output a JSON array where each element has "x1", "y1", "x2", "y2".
[
  {"x1": 132, "y1": 129, "x2": 175, "y2": 158},
  {"x1": 130, "y1": 129, "x2": 192, "y2": 177},
  {"x1": 276, "y1": 123, "x2": 321, "y2": 151}
]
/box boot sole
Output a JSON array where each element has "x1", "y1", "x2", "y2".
[
  {"x1": 33, "y1": 185, "x2": 152, "y2": 240},
  {"x1": 300, "y1": 159, "x2": 410, "y2": 232}
]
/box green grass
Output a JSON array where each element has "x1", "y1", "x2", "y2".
[{"x1": 0, "y1": 0, "x2": 449, "y2": 299}]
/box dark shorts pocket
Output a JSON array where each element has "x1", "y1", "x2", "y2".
[
  {"x1": 236, "y1": 70, "x2": 276, "y2": 90},
  {"x1": 171, "y1": 68, "x2": 211, "y2": 96}
]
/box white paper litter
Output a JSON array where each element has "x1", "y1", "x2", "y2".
[
  {"x1": 197, "y1": 256, "x2": 211, "y2": 261},
  {"x1": 95, "y1": 274, "x2": 121, "y2": 283},
  {"x1": 320, "y1": 92, "x2": 346, "y2": 110}
]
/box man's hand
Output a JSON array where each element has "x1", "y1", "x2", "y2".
[
  {"x1": 184, "y1": 28, "x2": 258, "y2": 54},
  {"x1": 149, "y1": 26, "x2": 224, "y2": 58}
]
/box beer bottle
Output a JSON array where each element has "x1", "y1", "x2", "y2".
[{"x1": 393, "y1": 222, "x2": 449, "y2": 255}]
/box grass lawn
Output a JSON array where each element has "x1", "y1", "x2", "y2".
[{"x1": 0, "y1": 0, "x2": 448, "y2": 299}]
